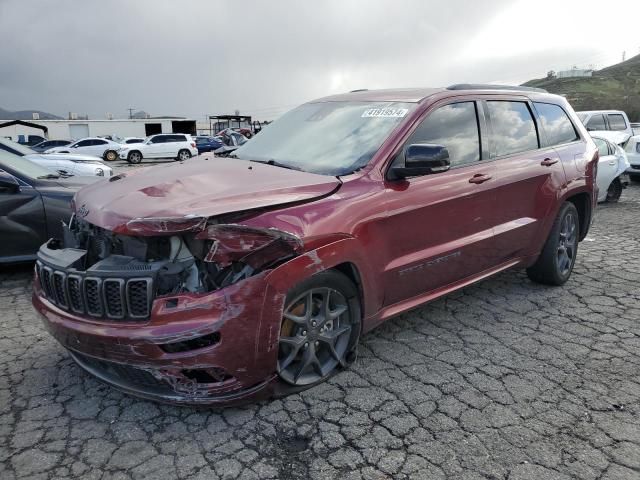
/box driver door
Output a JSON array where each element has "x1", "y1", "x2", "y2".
[
  {"x1": 380, "y1": 100, "x2": 498, "y2": 306},
  {"x1": 0, "y1": 172, "x2": 46, "y2": 261},
  {"x1": 145, "y1": 136, "x2": 166, "y2": 158}
]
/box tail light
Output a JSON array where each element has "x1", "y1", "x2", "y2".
[{"x1": 191, "y1": 142, "x2": 196, "y2": 148}]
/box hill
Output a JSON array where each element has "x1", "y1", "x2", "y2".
[
  {"x1": 523, "y1": 54, "x2": 640, "y2": 121},
  {"x1": 0, "y1": 106, "x2": 63, "y2": 120}
]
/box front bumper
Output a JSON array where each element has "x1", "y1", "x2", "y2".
[{"x1": 33, "y1": 268, "x2": 283, "y2": 406}]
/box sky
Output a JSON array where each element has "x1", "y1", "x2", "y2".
[{"x1": 0, "y1": 0, "x2": 638, "y2": 121}]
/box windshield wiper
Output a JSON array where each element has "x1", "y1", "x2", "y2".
[
  {"x1": 37, "y1": 173, "x2": 61, "y2": 179},
  {"x1": 249, "y1": 159, "x2": 302, "y2": 171}
]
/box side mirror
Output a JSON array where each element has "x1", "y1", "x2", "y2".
[
  {"x1": 0, "y1": 172, "x2": 20, "y2": 194},
  {"x1": 390, "y1": 144, "x2": 451, "y2": 180}
]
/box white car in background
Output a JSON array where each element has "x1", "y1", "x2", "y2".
[
  {"x1": 577, "y1": 110, "x2": 634, "y2": 138},
  {"x1": 592, "y1": 135, "x2": 630, "y2": 202},
  {"x1": 0, "y1": 137, "x2": 112, "y2": 178},
  {"x1": 45, "y1": 137, "x2": 123, "y2": 162},
  {"x1": 625, "y1": 135, "x2": 640, "y2": 180},
  {"x1": 117, "y1": 133, "x2": 197, "y2": 163}
]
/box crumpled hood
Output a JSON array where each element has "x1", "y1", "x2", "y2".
[
  {"x1": 28, "y1": 152, "x2": 104, "y2": 163},
  {"x1": 590, "y1": 131, "x2": 631, "y2": 146},
  {"x1": 73, "y1": 157, "x2": 341, "y2": 233}
]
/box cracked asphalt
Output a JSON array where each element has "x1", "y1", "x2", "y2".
[{"x1": 2, "y1": 182, "x2": 640, "y2": 480}]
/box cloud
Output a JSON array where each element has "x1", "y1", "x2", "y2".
[{"x1": 0, "y1": 0, "x2": 636, "y2": 120}]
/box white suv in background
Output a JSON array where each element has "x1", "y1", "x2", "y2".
[
  {"x1": 45, "y1": 137, "x2": 123, "y2": 161},
  {"x1": 576, "y1": 110, "x2": 634, "y2": 139},
  {"x1": 118, "y1": 134, "x2": 198, "y2": 163}
]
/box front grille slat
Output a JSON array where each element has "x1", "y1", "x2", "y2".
[
  {"x1": 84, "y1": 278, "x2": 103, "y2": 317},
  {"x1": 67, "y1": 275, "x2": 84, "y2": 313},
  {"x1": 103, "y1": 279, "x2": 125, "y2": 319},
  {"x1": 127, "y1": 279, "x2": 152, "y2": 318},
  {"x1": 36, "y1": 265, "x2": 152, "y2": 322}
]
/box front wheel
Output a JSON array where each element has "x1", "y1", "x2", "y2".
[
  {"x1": 177, "y1": 149, "x2": 191, "y2": 161},
  {"x1": 127, "y1": 151, "x2": 142, "y2": 164},
  {"x1": 527, "y1": 202, "x2": 579, "y2": 286},
  {"x1": 277, "y1": 270, "x2": 361, "y2": 387}
]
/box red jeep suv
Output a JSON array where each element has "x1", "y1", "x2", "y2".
[{"x1": 33, "y1": 85, "x2": 597, "y2": 405}]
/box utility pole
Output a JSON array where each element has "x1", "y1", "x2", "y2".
[
  {"x1": 127, "y1": 108, "x2": 136, "y2": 119},
  {"x1": 622, "y1": 51, "x2": 626, "y2": 62}
]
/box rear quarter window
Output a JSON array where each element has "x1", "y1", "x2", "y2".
[
  {"x1": 607, "y1": 114, "x2": 627, "y2": 131},
  {"x1": 533, "y1": 102, "x2": 579, "y2": 146}
]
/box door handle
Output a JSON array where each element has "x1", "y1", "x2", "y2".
[
  {"x1": 468, "y1": 174, "x2": 492, "y2": 184},
  {"x1": 541, "y1": 158, "x2": 558, "y2": 166}
]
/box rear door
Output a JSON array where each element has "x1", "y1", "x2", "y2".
[
  {"x1": 487, "y1": 98, "x2": 568, "y2": 263},
  {"x1": 593, "y1": 138, "x2": 618, "y2": 202},
  {"x1": 381, "y1": 99, "x2": 498, "y2": 306}
]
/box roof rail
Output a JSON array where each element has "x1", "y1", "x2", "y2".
[
  {"x1": 446, "y1": 84, "x2": 548, "y2": 93},
  {"x1": 349, "y1": 88, "x2": 369, "y2": 93}
]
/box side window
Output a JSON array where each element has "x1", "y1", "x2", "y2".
[
  {"x1": 487, "y1": 101, "x2": 538, "y2": 156},
  {"x1": 533, "y1": 102, "x2": 579, "y2": 146},
  {"x1": 76, "y1": 140, "x2": 92, "y2": 147},
  {"x1": 405, "y1": 101, "x2": 481, "y2": 167},
  {"x1": 593, "y1": 138, "x2": 608, "y2": 157},
  {"x1": 93, "y1": 139, "x2": 108, "y2": 146},
  {"x1": 151, "y1": 136, "x2": 165, "y2": 144},
  {"x1": 608, "y1": 114, "x2": 627, "y2": 131},
  {"x1": 586, "y1": 114, "x2": 606, "y2": 131}
]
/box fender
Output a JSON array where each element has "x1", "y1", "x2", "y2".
[{"x1": 263, "y1": 236, "x2": 382, "y2": 327}]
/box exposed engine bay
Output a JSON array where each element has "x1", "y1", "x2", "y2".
[{"x1": 53, "y1": 214, "x2": 304, "y2": 297}]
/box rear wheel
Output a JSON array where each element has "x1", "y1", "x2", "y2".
[
  {"x1": 177, "y1": 149, "x2": 191, "y2": 161},
  {"x1": 605, "y1": 177, "x2": 622, "y2": 203},
  {"x1": 127, "y1": 151, "x2": 142, "y2": 164},
  {"x1": 278, "y1": 270, "x2": 360, "y2": 387},
  {"x1": 527, "y1": 202, "x2": 579, "y2": 286},
  {"x1": 103, "y1": 150, "x2": 118, "y2": 162}
]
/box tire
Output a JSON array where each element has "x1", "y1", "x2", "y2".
[
  {"x1": 277, "y1": 270, "x2": 361, "y2": 387},
  {"x1": 177, "y1": 149, "x2": 191, "y2": 161},
  {"x1": 103, "y1": 150, "x2": 118, "y2": 162},
  {"x1": 527, "y1": 202, "x2": 579, "y2": 286},
  {"x1": 127, "y1": 151, "x2": 142, "y2": 164},
  {"x1": 605, "y1": 177, "x2": 622, "y2": 203}
]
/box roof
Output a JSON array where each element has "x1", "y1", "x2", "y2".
[
  {"x1": 311, "y1": 84, "x2": 553, "y2": 103},
  {"x1": 576, "y1": 110, "x2": 628, "y2": 115},
  {"x1": 312, "y1": 88, "x2": 445, "y2": 103}
]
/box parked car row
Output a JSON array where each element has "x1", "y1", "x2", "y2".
[
  {"x1": 0, "y1": 137, "x2": 112, "y2": 177},
  {"x1": 575, "y1": 109, "x2": 640, "y2": 203}
]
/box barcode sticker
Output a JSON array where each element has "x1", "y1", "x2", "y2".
[{"x1": 362, "y1": 108, "x2": 409, "y2": 118}]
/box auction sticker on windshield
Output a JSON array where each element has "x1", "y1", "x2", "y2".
[{"x1": 362, "y1": 108, "x2": 409, "y2": 118}]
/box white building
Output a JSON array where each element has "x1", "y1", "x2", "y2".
[
  {"x1": 556, "y1": 68, "x2": 593, "y2": 79},
  {"x1": 0, "y1": 117, "x2": 197, "y2": 142}
]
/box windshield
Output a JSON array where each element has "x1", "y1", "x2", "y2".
[
  {"x1": 0, "y1": 149, "x2": 55, "y2": 179},
  {"x1": 0, "y1": 137, "x2": 35, "y2": 156},
  {"x1": 232, "y1": 101, "x2": 415, "y2": 175}
]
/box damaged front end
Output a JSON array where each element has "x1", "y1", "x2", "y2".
[
  {"x1": 36, "y1": 214, "x2": 303, "y2": 321},
  {"x1": 33, "y1": 213, "x2": 305, "y2": 404}
]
